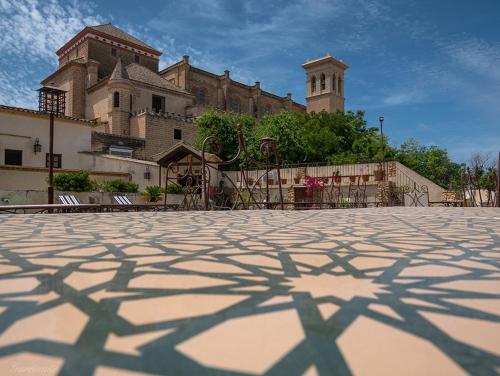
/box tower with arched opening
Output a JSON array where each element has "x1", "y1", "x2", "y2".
[{"x1": 302, "y1": 54, "x2": 348, "y2": 113}]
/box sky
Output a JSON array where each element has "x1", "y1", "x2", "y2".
[{"x1": 0, "y1": 0, "x2": 499, "y2": 162}]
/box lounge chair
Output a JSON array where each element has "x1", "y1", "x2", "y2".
[
  {"x1": 113, "y1": 195, "x2": 133, "y2": 205},
  {"x1": 58, "y1": 195, "x2": 81, "y2": 205}
]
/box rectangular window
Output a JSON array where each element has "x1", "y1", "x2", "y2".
[
  {"x1": 174, "y1": 129, "x2": 182, "y2": 140},
  {"x1": 4, "y1": 149, "x2": 22, "y2": 166},
  {"x1": 111, "y1": 47, "x2": 117, "y2": 57},
  {"x1": 45, "y1": 153, "x2": 62, "y2": 168},
  {"x1": 134, "y1": 54, "x2": 140, "y2": 63},
  {"x1": 152, "y1": 94, "x2": 165, "y2": 113}
]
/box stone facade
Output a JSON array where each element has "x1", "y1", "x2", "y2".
[
  {"x1": 129, "y1": 111, "x2": 197, "y2": 160},
  {"x1": 302, "y1": 54, "x2": 348, "y2": 113},
  {"x1": 160, "y1": 56, "x2": 306, "y2": 117}
]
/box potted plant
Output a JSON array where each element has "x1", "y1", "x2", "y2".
[
  {"x1": 323, "y1": 177, "x2": 329, "y2": 184},
  {"x1": 374, "y1": 166, "x2": 385, "y2": 181},
  {"x1": 247, "y1": 177, "x2": 254, "y2": 185},
  {"x1": 362, "y1": 174, "x2": 370, "y2": 182},
  {"x1": 281, "y1": 178, "x2": 288, "y2": 184},
  {"x1": 349, "y1": 175, "x2": 356, "y2": 183},
  {"x1": 267, "y1": 178, "x2": 274, "y2": 185},
  {"x1": 294, "y1": 171, "x2": 301, "y2": 184},
  {"x1": 144, "y1": 185, "x2": 164, "y2": 202}
]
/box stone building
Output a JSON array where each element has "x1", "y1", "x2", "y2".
[
  {"x1": 302, "y1": 54, "x2": 348, "y2": 113},
  {"x1": 160, "y1": 56, "x2": 306, "y2": 117},
  {"x1": 40, "y1": 23, "x2": 346, "y2": 160}
]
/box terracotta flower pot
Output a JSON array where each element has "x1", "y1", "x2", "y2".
[
  {"x1": 294, "y1": 178, "x2": 300, "y2": 184},
  {"x1": 281, "y1": 178, "x2": 287, "y2": 184},
  {"x1": 362, "y1": 174, "x2": 369, "y2": 182},
  {"x1": 349, "y1": 175, "x2": 356, "y2": 183},
  {"x1": 267, "y1": 179, "x2": 274, "y2": 185},
  {"x1": 374, "y1": 170, "x2": 385, "y2": 181},
  {"x1": 334, "y1": 176, "x2": 341, "y2": 183}
]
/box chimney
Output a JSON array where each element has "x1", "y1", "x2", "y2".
[
  {"x1": 224, "y1": 70, "x2": 230, "y2": 79},
  {"x1": 182, "y1": 55, "x2": 190, "y2": 64},
  {"x1": 255, "y1": 81, "x2": 260, "y2": 89},
  {"x1": 287, "y1": 93, "x2": 292, "y2": 100}
]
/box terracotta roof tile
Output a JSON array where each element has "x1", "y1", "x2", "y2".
[
  {"x1": 89, "y1": 23, "x2": 157, "y2": 52},
  {"x1": 125, "y1": 63, "x2": 191, "y2": 94}
]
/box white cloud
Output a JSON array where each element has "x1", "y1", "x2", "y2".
[
  {"x1": 0, "y1": 0, "x2": 103, "y2": 62},
  {"x1": 0, "y1": 0, "x2": 103, "y2": 107},
  {"x1": 441, "y1": 37, "x2": 500, "y2": 83}
]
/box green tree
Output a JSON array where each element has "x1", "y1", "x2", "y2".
[
  {"x1": 253, "y1": 111, "x2": 304, "y2": 164},
  {"x1": 194, "y1": 110, "x2": 256, "y2": 163},
  {"x1": 394, "y1": 139, "x2": 464, "y2": 189}
]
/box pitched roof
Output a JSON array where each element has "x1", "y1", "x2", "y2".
[
  {"x1": 110, "y1": 58, "x2": 128, "y2": 80},
  {"x1": 89, "y1": 23, "x2": 156, "y2": 52},
  {"x1": 152, "y1": 141, "x2": 222, "y2": 165},
  {"x1": 125, "y1": 63, "x2": 191, "y2": 94},
  {"x1": 0, "y1": 105, "x2": 93, "y2": 125}
]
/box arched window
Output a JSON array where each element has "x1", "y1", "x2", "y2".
[
  {"x1": 320, "y1": 73, "x2": 326, "y2": 90},
  {"x1": 195, "y1": 88, "x2": 207, "y2": 105},
  {"x1": 338, "y1": 77, "x2": 342, "y2": 96},
  {"x1": 311, "y1": 76, "x2": 316, "y2": 93},
  {"x1": 230, "y1": 97, "x2": 240, "y2": 113},
  {"x1": 332, "y1": 74, "x2": 336, "y2": 93},
  {"x1": 113, "y1": 91, "x2": 120, "y2": 108}
]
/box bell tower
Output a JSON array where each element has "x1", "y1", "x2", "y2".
[{"x1": 302, "y1": 54, "x2": 348, "y2": 113}]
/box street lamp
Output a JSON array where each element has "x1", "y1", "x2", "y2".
[
  {"x1": 38, "y1": 86, "x2": 66, "y2": 205},
  {"x1": 379, "y1": 116, "x2": 385, "y2": 181}
]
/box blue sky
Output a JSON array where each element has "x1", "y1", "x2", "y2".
[{"x1": 0, "y1": 0, "x2": 499, "y2": 162}]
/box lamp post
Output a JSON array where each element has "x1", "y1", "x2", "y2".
[
  {"x1": 379, "y1": 116, "x2": 385, "y2": 181},
  {"x1": 497, "y1": 151, "x2": 500, "y2": 207},
  {"x1": 38, "y1": 86, "x2": 66, "y2": 205}
]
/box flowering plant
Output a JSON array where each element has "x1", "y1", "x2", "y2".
[{"x1": 304, "y1": 176, "x2": 324, "y2": 195}]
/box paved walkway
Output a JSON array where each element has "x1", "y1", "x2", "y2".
[{"x1": 0, "y1": 208, "x2": 499, "y2": 375}]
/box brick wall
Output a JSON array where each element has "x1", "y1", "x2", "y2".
[{"x1": 139, "y1": 112, "x2": 197, "y2": 159}]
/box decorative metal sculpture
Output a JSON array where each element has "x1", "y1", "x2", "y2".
[
  {"x1": 202, "y1": 124, "x2": 284, "y2": 210},
  {"x1": 163, "y1": 154, "x2": 204, "y2": 210}
]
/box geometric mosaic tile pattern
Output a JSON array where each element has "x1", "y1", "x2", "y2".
[{"x1": 0, "y1": 208, "x2": 499, "y2": 375}]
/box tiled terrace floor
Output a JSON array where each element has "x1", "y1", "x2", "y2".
[{"x1": 0, "y1": 208, "x2": 499, "y2": 375}]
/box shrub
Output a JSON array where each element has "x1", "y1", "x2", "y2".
[
  {"x1": 144, "y1": 186, "x2": 164, "y2": 202},
  {"x1": 53, "y1": 171, "x2": 92, "y2": 192},
  {"x1": 165, "y1": 183, "x2": 185, "y2": 194},
  {"x1": 104, "y1": 179, "x2": 139, "y2": 193}
]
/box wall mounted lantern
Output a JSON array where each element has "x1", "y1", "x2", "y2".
[{"x1": 33, "y1": 138, "x2": 42, "y2": 154}]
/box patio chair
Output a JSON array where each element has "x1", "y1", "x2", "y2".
[
  {"x1": 113, "y1": 195, "x2": 133, "y2": 205},
  {"x1": 58, "y1": 195, "x2": 81, "y2": 205}
]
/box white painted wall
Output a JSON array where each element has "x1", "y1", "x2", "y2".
[{"x1": 0, "y1": 110, "x2": 92, "y2": 169}]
